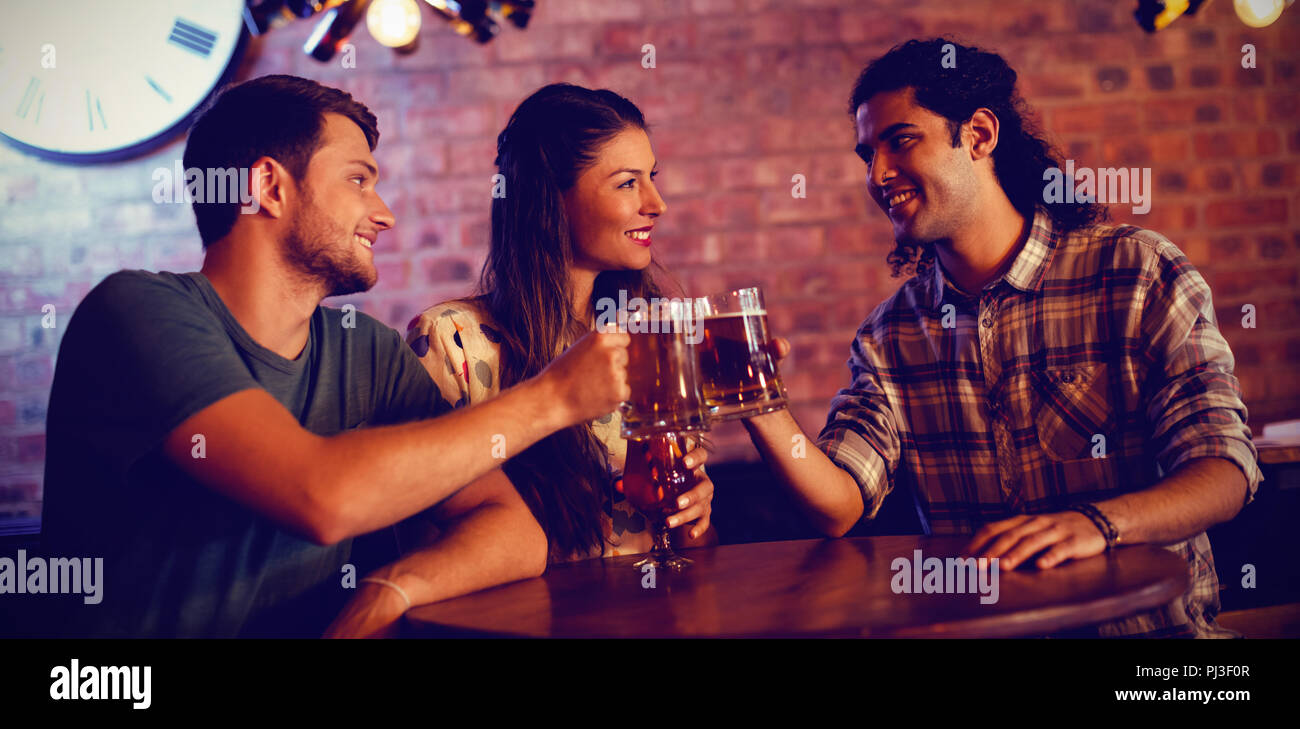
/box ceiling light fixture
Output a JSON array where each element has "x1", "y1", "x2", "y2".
[
  {"x1": 1234, "y1": 0, "x2": 1293, "y2": 27},
  {"x1": 368, "y1": 0, "x2": 423, "y2": 51},
  {"x1": 1134, "y1": 0, "x2": 1210, "y2": 32}
]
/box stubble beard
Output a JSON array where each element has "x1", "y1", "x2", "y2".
[{"x1": 283, "y1": 195, "x2": 375, "y2": 298}]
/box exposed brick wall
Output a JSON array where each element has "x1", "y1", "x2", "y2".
[{"x1": 2, "y1": 0, "x2": 1297, "y2": 520}]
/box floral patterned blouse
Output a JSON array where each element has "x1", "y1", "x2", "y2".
[{"x1": 404, "y1": 298, "x2": 653, "y2": 561}]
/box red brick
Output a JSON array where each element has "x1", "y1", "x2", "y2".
[
  {"x1": 653, "y1": 233, "x2": 721, "y2": 267},
  {"x1": 1047, "y1": 104, "x2": 1142, "y2": 134},
  {"x1": 445, "y1": 65, "x2": 549, "y2": 102},
  {"x1": 757, "y1": 116, "x2": 855, "y2": 154},
  {"x1": 412, "y1": 178, "x2": 496, "y2": 216},
  {"x1": 698, "y1": 231, "x2": 752, "y2": 262},
  {"x1": 1206, "y1": 267, "x2": 1298, "y2": 299},
  {"x1": 758, "y1": 227, "x2": 826, "y2": 260},
  {"x1": 1266, "y1": 92, "x2": 1299, "y2": 122},
  {"x1": 1231, "y1": 92, "x2": 1268, "y2": 123},
  {"x1": 662, "y1": 192, "x2": 761, "y2": 231},
  {"x1": 373, "y1": 257, "x2": 411, "y2": 291},
  {"x1": 658, "y1": 158, "x2": 720, "y2": 196},
  {"x1": 459, "y1": 217, "x2": 491, "y2": 251},
  {"x1": 1256, "y1": 234, "x2": 1290, "y2": 260},
  {"x1": 654, "y1": 122, "x2": 758, "y2": 159},
  {"x1": 1111, "y1": 203, "x2": 1197, "y2": 233},
  {"x1": 1061, "y1": 139, "x2": 1098, "y2": 163},
  {"x1": 497, "y1": 24, "x2": 597, "y2": 63},
  {"x1": 767, "y1": 299, "x2": 839, "y2": 335},
  {"x1": 760, "y1": 188, "x2": 863, "y2": 225},
  {"x1": 13, "y1": 354, "x2": 53, "y2": 388},
  {"x1": 446, "y1": 138, "x2": 498, "y2": 177},
  {"x1": 1021, "y1": 71, "x2": 1088, "y2": 99},
  {"x1": 809, "y1": 152, "x2": 866, "y2": 187},
  {"x1": 1193, "y1": 130, "x2": 1284, "y2": 159},
  {"x1": 423, "y1": 257, "x2": 478, "y2": 285},
  {"x1": 1144, "y1": 96, "x2": 1229, "y2": 128},
  {"x1": 827, "y1": 223, "x2": 894, "y2": 257},
  {"x1": 398, "y1": 216, "x2": 459, "y2": 252},
  {"x1": 1204, "y1": 198, "x2": 1288, "y2": 227},
  {"x1": 1256, "y1": 161, "x2": 1298, "y2": 188},
  {"x1": 637, "y1": 88, "x2": 704, "y2": 126},
  {"x1": 16, "y1": 434, "x2": 43, "y2": 464},
  {"x1": 403, "y1": 103, "x2": 495, "y2": 139},
  {"x1": 557, "y1": 0, "x2": 643, "y2": 21}
]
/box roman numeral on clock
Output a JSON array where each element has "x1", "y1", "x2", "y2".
[{"x1": 168, "y1": 18, "x2": 217, "y2": 57}]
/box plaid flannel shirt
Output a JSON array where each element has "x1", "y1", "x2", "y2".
[{"x1": 817, "y1": 207, "x2": 1262, "y2": 638}]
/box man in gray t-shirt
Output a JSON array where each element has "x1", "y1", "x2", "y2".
[
  {"x1": 37, "y1": 76, "x2": 634, "y2": 638},
  {"x1": 43, "y1": 270, "x2": 445, "y2": 637}
]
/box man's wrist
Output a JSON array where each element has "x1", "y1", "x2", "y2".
[
  {"x1": 1065, "y1": 503, "x2": 1120, "y2": 550},
  {"x1": 742, "y1": 405, "x2": 796, "y2": 435},
  {"x1": 364, "y1": 565, "x2": 430, "y2": 608},
  {"x1": 511, "y1": 373, "x2": 572, "y2": 433}
]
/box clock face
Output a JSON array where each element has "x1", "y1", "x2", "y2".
[{"x1": 0, "y1": 0, "x2": 246, "y2": 163}]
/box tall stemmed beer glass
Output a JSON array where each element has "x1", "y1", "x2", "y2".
[{"x1": 619, "y1": 301, "x2": 708, "y2": 570}]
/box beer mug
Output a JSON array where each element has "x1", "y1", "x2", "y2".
[
  {"x1": 619, "y1": 300, "x2": 709, "y2": 439},
  {"x1": 693, "y1": 286, "x2": 787, "y2": 420}
]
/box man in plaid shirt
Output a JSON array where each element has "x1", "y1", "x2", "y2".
[{"x1": 744, "y1": 39, "x2": 1262, "y2": 637}]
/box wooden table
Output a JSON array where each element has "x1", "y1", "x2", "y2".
[
  {"x1": 1257, "y1": 442, "x2": 1300, "y2": 466},
  {"x1": 404, "y1": 536, "x2": 1189, "y2": 638}
]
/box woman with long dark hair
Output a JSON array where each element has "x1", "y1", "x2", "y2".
[{"x1": 404, "y1": 83, "x2": 716, "y2": 562}]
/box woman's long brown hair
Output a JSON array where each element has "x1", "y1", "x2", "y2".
[{"x1": 477, "y1": 83, "x2": 665, "y2": 561}]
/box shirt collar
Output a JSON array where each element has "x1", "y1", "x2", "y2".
[{"x1": 929, "y1": 206, "x2": 1059, "y2": 309}]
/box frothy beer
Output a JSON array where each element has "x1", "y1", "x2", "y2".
[
  {"x1": 621, "y1": 316, "x2": 708, "y2": 437},
  {"x1": 697, "y1": 309, "x2": 786, "y2": 419}
]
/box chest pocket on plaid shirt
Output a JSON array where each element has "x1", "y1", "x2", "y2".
[{"x1": 1030, "y1": 363, "x2": 1115, "y2": 461}]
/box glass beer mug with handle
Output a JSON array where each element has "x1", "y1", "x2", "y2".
[
  {"x1": 619, "y1": 300, "x2": 709, "y2": 439},
  {"x1": 694, "y1": 286, "x2": 788, "y2": 421}
]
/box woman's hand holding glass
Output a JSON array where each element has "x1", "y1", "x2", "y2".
[{"x1": 663, "y1": 436, "x2": 714, "y2": 541}]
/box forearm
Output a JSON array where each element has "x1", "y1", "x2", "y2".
[
  {"x1": 314, "y1": 376, "x2": 568, "y2": 540},
  {"x1": 369, "y1": 497, "x2": 548, "y2": 608},
  {"x1": 743, "y1": 408, "x2": 864, "y2": 537},
  {"x1": 1093, "y1": 456, "x2": 1248, "y2": 547}
]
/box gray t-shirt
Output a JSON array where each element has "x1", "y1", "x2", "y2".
[{"x1": 40, "y1": 270, "x2": 448, "y2": 637}]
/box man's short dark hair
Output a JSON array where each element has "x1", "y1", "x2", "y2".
[
  {"x1": 182, "y1": 75, "x2": 379, "y2": 247},
  {"x1": 849, "y1": 38, "x2": 1105, "y2": 276}
]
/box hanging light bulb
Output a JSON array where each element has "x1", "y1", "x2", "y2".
[
  {"x1": 367, "y1": 0, "x2": 423, "y2": 48},
  {"x1": 1234, "y1": 0, "x2": 1291, "y2": 27}
]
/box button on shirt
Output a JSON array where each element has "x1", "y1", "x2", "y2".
[{"x1": 817, "y1": 208, "x2": 1262, "y2": 638}]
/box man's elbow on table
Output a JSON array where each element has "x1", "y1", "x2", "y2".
[
  {"x1": 819, "y1": 512, "x2": 861, "y2": 539},
  {"x1": 811, "y1": 476, "x2": 867, "y2": 538},
  {"x1": 475, "y1": 482, "x2": 550, "y2": 580},
  {"x1": 519, "y1": 509, "x2": 550, "y2": 579}
]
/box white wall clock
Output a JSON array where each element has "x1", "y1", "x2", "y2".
[{"x1": 0, "y1": 0, "x2": 247, "y2": 163}]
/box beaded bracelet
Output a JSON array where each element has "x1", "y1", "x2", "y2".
[{"x1": 1065, "y1": 503, "x2": 1119, "y2": 551}]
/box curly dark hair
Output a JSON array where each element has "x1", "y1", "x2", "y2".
[{"x1": 848, "y1": 38, "x2": 1107, "y2": 278}]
